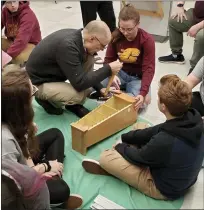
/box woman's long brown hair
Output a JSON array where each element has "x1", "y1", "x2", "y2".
[
  {"x1": 112, "y1": 4, "x2": 140, "y2": 43},
  {"x1": 2, "y1": 66, "x2": 38, "y2": 159}
]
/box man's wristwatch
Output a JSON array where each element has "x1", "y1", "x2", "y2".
[{"x1": 177, "y1": 3, "x2": 184, "y2": 7}]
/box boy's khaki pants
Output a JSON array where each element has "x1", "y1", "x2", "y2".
[
  {"x1": 99, "y1": 122, "x2": 166, "y2": 200},
  {"x1": 99, "y1": 149, "x2": 166, "y2": 200}
]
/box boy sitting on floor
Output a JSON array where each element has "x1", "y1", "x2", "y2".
[
  {"x1": 82, "y1": 74, "x2": 204, "y2": 200},
  {"x1": 1, "y1": 1, "x2": 41, "y2": 65}
]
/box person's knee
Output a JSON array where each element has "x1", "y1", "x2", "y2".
[
  {"x1": 64, "y1": 91, "x2": 87, "y2": 105},
  {"x1": 195, "y1": 30, "x2": 204, "y2": 42},
  {"x1": 49, "y1": 128, "x2": 64, "y2": 144},
  {"x1": 71, "y1": 88, "x2": 92, "y2": 104},
  {"x1": 54, "y1": 128, "x2": 64, "y2": 139},
  {"x1": 168, "y1": 18, "x2": 177, "y2": 28},
  {"x1": 48, "y1": 179, "x2": 70, "y2": 204}
]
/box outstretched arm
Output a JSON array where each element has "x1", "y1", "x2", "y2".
[
  {"x1": 185, "y1": 57, "x2": 204, "y2": 89},
  {"x1": 116, "y1": 132, "x2": 173, "y2": 167},
  {"x1": 121, "y1": 123, "x2": 163, "y2": 147}
]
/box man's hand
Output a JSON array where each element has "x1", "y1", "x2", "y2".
[
  {"x1": 132, "y1": 122, "x2": 150, "y2": 130},
  {"x1": 100, "y1": 87, "x2": 121, "y2": 96},
  {"x1": 134, "y1": 95, "x2": 144, "y2": 110},
  {"x1": 112, "y1": 75, "x2": 121, "y2": 90},
  {"x1": 109, "y1": 60, "x2": 123, "y2": 75},
  {"x1": 187, "y1": 24, "x2": 200, "y2": 38},
  {"x1": 171, "y1": 6, "x2": 187, "y2": 23}
]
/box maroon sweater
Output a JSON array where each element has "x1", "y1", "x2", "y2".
[
  {"x1": 193, "y1": 1, "x2": 204, "y2": 24},
  {"x1": 1, "y1": 1, "x2": 41, "y2": 58},
  {"x1": 104, "y1": 28, "x2": 155, "y2": 97}
]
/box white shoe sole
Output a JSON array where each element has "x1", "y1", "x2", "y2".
[
  {"x1": 82, "y1": 159, "x2": 110, "y2": 176},
  {"x1": 159, "y1": 60, "x2": 185, "y2": 64}
]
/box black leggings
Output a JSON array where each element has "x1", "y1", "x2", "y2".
[
  {"x1": 191, "y1": 92, "x2": 204, "y2": 116},
  {"x1": 33, "y1": 128, "x2": 70, "y2": 205},
  {"x1": 80, "y1": 1, "x2": 116, "y2": 33}
]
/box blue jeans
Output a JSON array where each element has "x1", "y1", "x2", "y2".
[{"x1": 102, "y1": 70, "x2": 150, "y2": 97}]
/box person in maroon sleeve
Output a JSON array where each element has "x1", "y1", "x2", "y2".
[
  {"x1": 158, "y1": 1, "x2": 204, "y2": 75},
  {"x1": 102, "y1": 4, "x2": 155, "y2": 110},
  {"x1": 1, "y1": 1, "x2": 41, "y2": 66}
]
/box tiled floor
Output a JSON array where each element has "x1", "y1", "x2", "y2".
[{"x1": 30, "y1": 1, "x2": 203, "y2": 208}]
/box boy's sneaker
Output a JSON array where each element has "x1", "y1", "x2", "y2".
[
  {"x1": 66, "y1": 194, "x2": 83, "y2": 209},
  {"x1": 82, "y1": 159, "x2": 110, "y2": 176},
  {"x1": 59, "y1": 194, "x2": 83, "y2": 209},
  {"x1": 158, "y1": 54, "x2": 185, "y2": 64}
]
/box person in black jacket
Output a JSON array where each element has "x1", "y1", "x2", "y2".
[
  {"x1": 80, "y1": 1, "x2": 116, "y2": 64},
  {"x1": 82, "y1": 74, "x2": 204, "y2": 200},
  {"x1": 26, "y1": 20, "x2": 122, "y2": 117},
  {"x1": 80, "y1": 1, "x2": 116, "y2": 33}
]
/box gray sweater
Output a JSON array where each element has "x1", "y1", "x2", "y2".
[
  {"x1": 2, "y1": 124, "x2": 50, "y2": 210},
  {"x1": 2, "y1": 124, "x2": 26, "y2": 165},
  {"x1": 26, "y1": 28, "x2": 112, "y2": 92}
]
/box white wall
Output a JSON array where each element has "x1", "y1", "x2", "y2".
[{"x1": 126, "y1": 1, "x2": 172, "y2": 37}]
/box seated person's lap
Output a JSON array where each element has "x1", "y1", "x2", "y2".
[{"x1": 101, "y1": 70, "x2": 151, "y2": 97}]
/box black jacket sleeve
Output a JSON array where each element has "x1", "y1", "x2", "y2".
[
  {"x1": 56, "y1": 42, "x2": 111, "y2": 92},
  {"x1": 121, "y1": 123, "x2": 163, "y2": 147},
  {"x1": 115, "y1": 132, "x2": 174, "y2": 167}
]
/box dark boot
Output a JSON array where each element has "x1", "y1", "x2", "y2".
[
  {"x1": 35, "y1": 97, "x2": 64, "y2": 115},
  {"x1": 65, "y1": 104, "x2": 90, "y2": 118}
]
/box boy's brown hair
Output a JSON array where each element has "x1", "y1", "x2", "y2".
[{"x1": 158, "y1": 74, "x2": 192, "y2": 117}]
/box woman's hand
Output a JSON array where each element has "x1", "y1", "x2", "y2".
[
  {"x1": 187, "y1": 24, "x2": 200, "y2": 38},
  {"x1": 112, "y1": 75, "x2": 121, "y2": 90},
  {"x1": 49, "y1": 160, "x2": 63, "y2": 176},
  {"x1": 100, "y1": 87, "x2": 121, "y2": 95},
  {"x1": 42, "y1": 171, "x2": 58, "y2": 179},
  {"x1": 134, "y1": 95, "x2": 144, "y2": 110}
]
